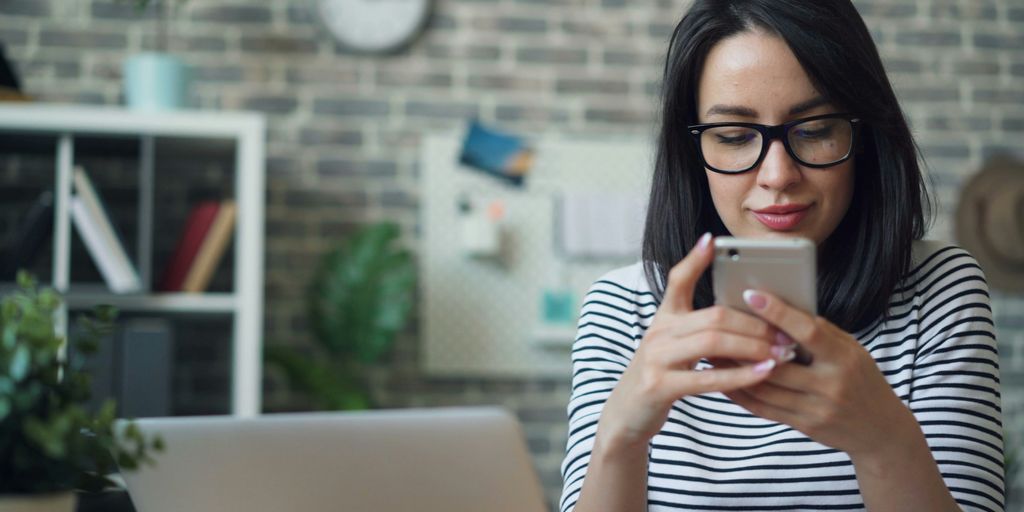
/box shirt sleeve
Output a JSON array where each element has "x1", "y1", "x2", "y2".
[
  {"x1": 909, "y1": 247, "x2": 1004, "y2": 512},
  {"x1": 558, "y1": 275, "x2": 651, "y2": 512}
]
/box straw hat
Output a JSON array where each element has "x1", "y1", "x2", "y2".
[{"x1": 955, "y1": 155, "x2": 1024, "y2": 292}]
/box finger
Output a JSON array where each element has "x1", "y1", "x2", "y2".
[
  {"x1": 668, "y1": 360, "x2": 777, "y2": 396},
  {"x1": 762, "y1": 359, "x2": 820, "y2": 390},
  {"x1": 650, "y1": 332, "x2": 778, "y2": 367},
  {"x1": 722, "y1": 389, "x2": 797, "y2": 425},
  {"x1": 660, "y1": 232, "x2": 714, "y2": 314},
  {"x1": 742, "y1": 381, "x2": 808, "y2": 414},
  {"x1": 742, "y1": 289, "x2": 834, "y2": 359},
  {"x1": 659, "y1": 306, "x2": 776, "y2": 342}
]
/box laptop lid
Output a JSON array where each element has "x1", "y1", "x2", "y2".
[{"x1": 119, "y1": 407, "x2": 548, "y2": 512}]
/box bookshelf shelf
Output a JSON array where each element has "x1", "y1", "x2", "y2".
[{"x1": 0, "y1": 103, "x2": 265, "y2": 417}]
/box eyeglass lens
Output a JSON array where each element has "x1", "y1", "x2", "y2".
[{"x1": 699, "y1": 117, "x2": 853, "y2": 172}]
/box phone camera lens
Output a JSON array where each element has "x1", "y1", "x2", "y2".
[{"x1": 728, "y1": 248, "x2": 739, "y2": 261}]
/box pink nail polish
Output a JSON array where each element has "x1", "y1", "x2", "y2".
[
  {"x1": 698, "y1": 232, "x2": 712, "y2": 250},
  {"x1": 771, "y1": 345, "x2": 795, "y2": 362},
  {"x1": 743, "y1": 290, "x2": 767, "y2": 310},
  {"x1": 774, "y1": 331, "x2": 794, "y2": 346},
  {"x1": 753, "y1": 358, "x2": 776, "y2": 373}
]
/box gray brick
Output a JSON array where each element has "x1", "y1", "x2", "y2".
[
  {"x1": 380, "y1": 190, "x2": 418, "y2": 209},
  {"x1": 317, "y1": 159, "x2": 398, "y2": 178},
  {"x1": 1004, "y1": 119, "x2": 1024, "y2": 133},
  {"x1": 298, "y1": 128, "x2": 363, "y2": 146},
  {"x1": 376, "y1": 69, "x2": 452, "y2": 88},
  {"x1": 0, "y1": 0, "x2": 51, "y2": 16},
  {"x1": 852, "y1": 2, "x2": 916, "y2": 18},
  {"x1": 930, "y1": 2, "x2": 998, "y2": 21},
  {"x1": 517, "y1": 47, "x2": 587, "y2": 65},
  {"x1": 974, "y1": 33, "x2": 1024, "y2": 50},
  {"x1": 603, "y1": 49, "x2": 649, "y2": 67},
  {"x1": 40, "y1": 28, "x2": 127, "y2": 49},
  {"x1": 0, "y1": 28, "x2": 29, "y2": 46},
  {"x1": 601, "y1": 0, "x2": 628, "y2": 7},
  {"x1": 922, "y1": 115, "x2": 992, "y2": 132},
  {"x1": 242, "y1": 95, "x2": 298, "y2": 115},
  {"x1": 286, "y1": 66, "x2": 359, "y2": 85},
  {"x1": 192, "y1": 65, "x2": 244, "y2": 83},
  {"x1": 424, "y1": 43, "x2": 501, "y2": 61},
  {"x1": 241, "y1": 35, "x2": 317, "y2": 55},
  {"x1": 91, "y1": 1, "x2": 157, "y2": 20},
  {"x1": 952, "y1": 59, "x2": 1000, "y2": 76},
  {"x1": 313, "y1": 99, "x2": 390, "y2": 117},
  {"x1": 649, "y1": 22, "x2": 676, "y2": 39},
  {"x1": 1012, "y1": 63, "x2": 1024, "y2": 77},
  {"x1": 585, "y1": 106, "x2": 654, "y2": 124},
  {"x1": 495, "y1": 16, "x2": 548, "y2": 34},
  {"x1": 896, "y1": 86, "x2": 959, "y2": 103},
  {"x1": 882, "y1": 58, "x2": 923, "y2": 74},
  {"x1": 184, "y1": 36, "x2": 228, "y2": 53},
  {"x1": 284, "y1": 189, "x2": 368, "y2": 208},
  {"x1": 1011, "y1": 7, "x2": 1024, "y2": 23},
  {"x1": 428, "y1": 13, "x2": 457, "y2": 30},
  {"x1": 404, "y1": 100, "x2": 478, "y2": 120},
  {"x1": 287, "y1": 5, "x2": 315, "y2": 25},
  {"x1": 975, "y1": 88, "x2": 1024, "y2": 104},
  {"x1": 893, "y1": 30, "x2": 961, "y2": 47},
  {"x1": 190, "y1": 5, "x2": 271, "y2": 23},
  {"x1": 920, "y1": 144, "x2": 970, "y2": 159},
  {"x1": 467, "y1": 72, "x2": 546, "y2": 92},
  {"x1": 556, "y1": 77, "x2": 629, "y2": 95}
]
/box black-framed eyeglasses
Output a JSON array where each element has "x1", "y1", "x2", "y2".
[{"x1": 687, "y1": 113, "x2": 861, "y2": 174}]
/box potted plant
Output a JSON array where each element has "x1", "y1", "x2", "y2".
[
  {"x1": 265, "y1": 222, "x2": 416, "y2": 410},
  {"x1": 0, "y1": 273, "x2": 162, "y2": 512},
  {"x1": 120, "y1": 0, "x2": 190, "y2": 110}
]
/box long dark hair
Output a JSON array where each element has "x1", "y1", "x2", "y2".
[{"x1": 642, "y1": 0, "x2": 931, "y2": 333}]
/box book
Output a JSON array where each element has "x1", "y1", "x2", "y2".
[
  {"x1": 0, "y1": 190, "x2": 53, "y2": 280},
  {"x1": 157, "y1": 201, "x2": 220, "y2": 292},
  {"x1": 181, "y1": 201, "x2": 236, "y2": 293},
  {"x1": 71, "y1": 167, "x2": 142, "y2": 293}
]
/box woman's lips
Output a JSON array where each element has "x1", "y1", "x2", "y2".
[{"x1": 752, "y1": 205, "x2": 811, "y2": 231}]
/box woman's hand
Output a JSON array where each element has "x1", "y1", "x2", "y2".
[
  {"x1": 595, "y1": 234, "x2": 785, "y2": 454},
  {"x1": 722, "y1": 290, "x2": 920, "y2": 459}
]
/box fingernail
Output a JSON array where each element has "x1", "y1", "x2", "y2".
[
  {"x1": 774, "y1": 331, "x2": 794, "y2": 346},
  {"x1": 753, "y1": 358, "x2": 776, "y2": 373},
  {"x1": 771, "y1": 345, "x2": 795, "y2": 362},
  {"x1": 698, "y1": 232, "x2": 712, "y2": 250},
  {"x1": 743, "y1": 290, "x2": 767, "y2": 310}
]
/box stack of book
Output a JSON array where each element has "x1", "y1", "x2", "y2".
[
  {"x1": 157, "y1": 199, "x2": 237, "y2": 293},
  {"x1": 70, "y1": 166, "x2": 143, "y2": 293},
  {"x1": 2, "y1": 166, "x2": 237, "y2": 294}
]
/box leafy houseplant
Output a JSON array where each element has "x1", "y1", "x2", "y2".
[
  {"x1": 0, "y1": 273, "x2": 162, "y2": 511},
  {"x1": 266, "y1": 222, "x2": 416, "y2": 411}
]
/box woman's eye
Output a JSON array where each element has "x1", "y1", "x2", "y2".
[
  {"x1": 794, "y1": 126, "x2": 833, "y2": 139},
  {"x1": 714, "y1": 132, "x2": 755, "y2": 146}
]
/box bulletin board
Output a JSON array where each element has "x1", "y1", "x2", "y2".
[{"x1": 420, "y1": 132, "x2": 654, "y2": 377}]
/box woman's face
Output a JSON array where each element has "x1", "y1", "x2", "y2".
[{"x1": 696, "y1": 30, "x2": 855, "y2": 245}]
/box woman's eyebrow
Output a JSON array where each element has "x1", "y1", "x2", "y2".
[{"x1": 705, "y1": 104, "x2": 758, "y2": 118}]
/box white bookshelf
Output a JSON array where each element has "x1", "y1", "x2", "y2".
[{"x1": 0, "y1": 103, "x2": 266, "y2": 417}]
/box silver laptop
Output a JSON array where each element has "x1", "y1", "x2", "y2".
[{"x1": 119, "y1": 407, "x2": 549, "y2": 512}]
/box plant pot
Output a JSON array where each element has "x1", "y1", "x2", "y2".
[
  {"x1": 123, "y1": 52, "x2": 190, "y2": 111},
  {"x1": 0, "y1": 492, "x2": 75, "y2": 512}
]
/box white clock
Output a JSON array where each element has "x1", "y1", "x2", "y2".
[{"x1": 318, "y1": 0, "x2": 432, "y2": 54}]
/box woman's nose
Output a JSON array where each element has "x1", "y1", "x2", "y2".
[{"x1": 756, "y1": 139, "x2": 803, "y2": 191}]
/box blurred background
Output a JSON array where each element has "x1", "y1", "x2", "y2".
[{"x1": 0, "y1": 0, "x2": 1022, "y2": 509}]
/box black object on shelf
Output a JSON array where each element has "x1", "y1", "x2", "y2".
[
  {"x1": 0, "y1": 42, "x2": 22, "y2": 91},
  {"x1": 0, "y1": 190, "x2": 54, "y2": 280}
]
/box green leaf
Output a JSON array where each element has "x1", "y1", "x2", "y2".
[{"x1": 9, "y1": 345, "x2": 30, "y2": 381}]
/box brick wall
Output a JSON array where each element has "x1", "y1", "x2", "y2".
[{"x1": 1, "y1": 0, "x2": 1022, "y2": 508}]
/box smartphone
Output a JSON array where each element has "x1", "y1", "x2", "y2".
[{"x1": 712, "y1": 237, "x2": 816, "y2": 365}]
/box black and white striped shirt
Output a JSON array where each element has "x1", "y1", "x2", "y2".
[{"x1": 560, "y1": 240, "x2": 1004, "y2": 511}]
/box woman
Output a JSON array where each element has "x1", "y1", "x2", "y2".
[{"x1": 559, "y1": 1, "x2": 1004, "y2": 511}]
